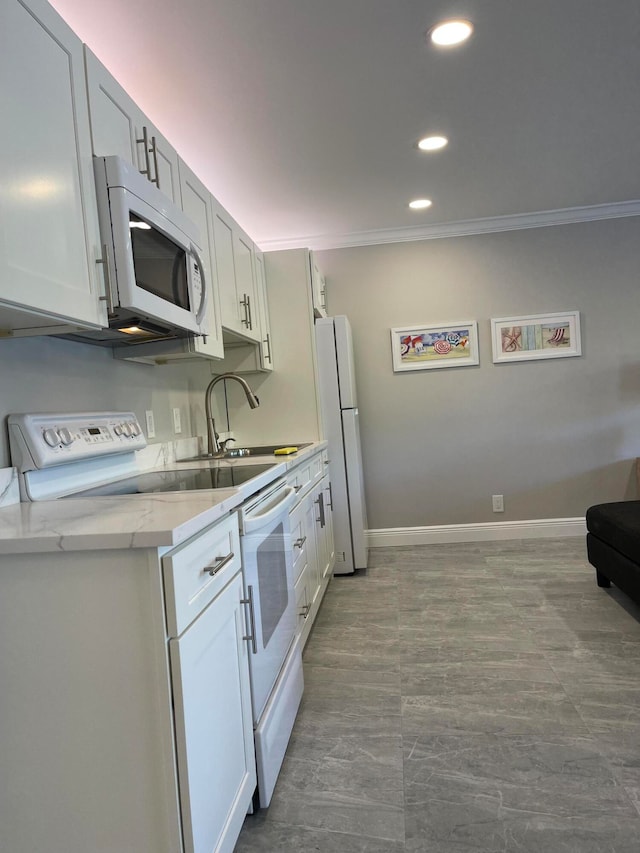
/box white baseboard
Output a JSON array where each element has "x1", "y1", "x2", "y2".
[{"x1": 367, "y1": 517, "x2": 587, "y2": 548}]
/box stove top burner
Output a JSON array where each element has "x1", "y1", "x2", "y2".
[{"x1": 63, "y1": 464, "x2": 277, "y2": 498}]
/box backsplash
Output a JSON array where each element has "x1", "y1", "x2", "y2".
[{"x1": 0, "y1": 335, "x2": 223, "y2": 469}]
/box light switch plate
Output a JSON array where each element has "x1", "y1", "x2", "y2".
[{"x1": 145, "y1": 410, "x2": 156, "y2": 439}]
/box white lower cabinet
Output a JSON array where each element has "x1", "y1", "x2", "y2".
[
  {"x1": 0, "y1": 511, "x2": 256, "y2": 853},
  {"x1": 288, "y1": 450, "x2": 334, "y2": 648},
  {"x1": 170, "y1": 573, "x2": 255, "y2": 853}
]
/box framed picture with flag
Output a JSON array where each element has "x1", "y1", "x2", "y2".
[
  {"x1": 490, "y1": 311, "x2": 581, "y2": 363},
  {"x1": 390, "y1": 321, "x2": 479, "y2": 372}
]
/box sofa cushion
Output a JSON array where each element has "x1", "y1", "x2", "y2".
[{"x1": 586, "y1": 501, "x2": 640, "y2": 565}]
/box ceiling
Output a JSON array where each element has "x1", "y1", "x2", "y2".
[{"x1": 50, "y1": 0, "x2": 640, "y2": 250}]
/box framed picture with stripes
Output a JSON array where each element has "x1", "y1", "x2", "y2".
[
  {"x1": 490, "y1": 311, "x2": 581, "y2": 363},
  {"x1": 390, "y1": 321, "x2": 479, "y2": 372}
]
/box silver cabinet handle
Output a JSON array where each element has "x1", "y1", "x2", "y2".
[
  {"x1": 149, "y1": 135, "x2": 160, "y2": 188},
  {"x1": 203, "y1": 551, "x2": 234, "y2": 577},
  {"x1": 315, "y1": 492, "x2": 325, "y2": 528},
  {"x1": 96, "y1": 244, "x2": 114, "y2": 316},
  {"x1": 240, "y1": 293, "x2": 250, "y2": 327},
  {"x1": 137, "y1": 126, "x2": 152, "y2": 181},
  {"x1": 294, "y1": 536, "x2": 307, "y2": 549},
  {"x1": 263, "y1": 332, "x2": 272, "y2": 363},
  {"x1": 293, "y1": 484, "x2": 303, "y2": 493},
  {"x1": 299, "y1": 603, "x2": 311, "y2": 619},
  {"x1": 240, "y1": 293, "x2": 253, "y2": 329},
  {"x1": 325, "y1": 482, "x2": 333, "y2": 510},
  {"x1": 241, "y1": 585, "x2": 258, "y2": 654}
]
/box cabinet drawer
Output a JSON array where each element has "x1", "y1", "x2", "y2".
[
  {"x1": 286, "y1": 461, "x2": 311, "y2": 497},
  {"x1": 163, "y1": 512, "x2": 241, "y2": 637},
  {"x1": 287, "y1": 450, "x2": 324, "y2": 504},
  {"x1": 289, "y1": 499, "x2": 310, "y2": 584}
]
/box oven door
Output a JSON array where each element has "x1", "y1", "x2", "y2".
[{"x1": 241, "y1": 480, "x2": 297, "y2": 722}]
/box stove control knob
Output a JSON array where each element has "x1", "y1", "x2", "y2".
[
  {"x1": 128, "y1": 421, "x2": 140, "y2": 436},
  {"x1": 58, "y1": 428, "x2": 74, "y2": 446},
  {"x1": 114, "y1": 424, "x2": 124, "y2": 436},
  {"x1": 43, "y1": 428, "x2": 60, "y2": 447}
]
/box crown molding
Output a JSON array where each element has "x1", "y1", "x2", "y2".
[{"x1": 257, "y1": 199, "x2": 640, "y2": 252}]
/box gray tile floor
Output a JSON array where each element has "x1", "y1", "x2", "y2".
[{"x1": 235, "y1": 538, "x2": 640, "y2": 852}]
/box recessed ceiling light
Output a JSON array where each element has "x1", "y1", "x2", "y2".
[
  {"x1": 409, "y1": 199, "x2": 432, "y2": 210},
  {"x1": 429, "y1": 19, "x2": 473, "y2": 46},
  {"x1": 418, "y1": 135, "x2": 448, "y2": 152}
]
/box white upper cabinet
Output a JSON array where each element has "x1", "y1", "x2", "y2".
[
  {"x1": 254, "y1": 250, "x2": 274, "y2": 371},
  {"x1": 310, "y1": 252, "x2": 328, "y2": 319},
  {"x1": 208, "y1": 245, "x2": 273, "y2": 374},
  {"x1": 177, "y1": 160, "x2": 224, "y2": 359},
  {"x1": 0, "y1": 0, "x2": 107, "y2": 333},
  {"x1": 211, "y1": 198, "x2": 260, "y2": 343},
  {"x1": 84, "y1": 48, "x2": 181, "y2": 206},
  {"x1": 233, "y1": 228, "x2": 260, "y2": 343}
]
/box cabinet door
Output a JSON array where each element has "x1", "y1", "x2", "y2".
[
  {"x1": 233, "y1": 226, "x2": 260, "y2": 343},
  {"x1": 306, "y1": 487, "x2": 323, "y2": 614},
  {"x1": 211, "y1": 197, "x2": 242, "y2": 334},
  {"x1": 85, "y1": 48, "x2": 180, "y2": 205},
  {"x1": 254, "y1": 250, "x2": 273, "y2": 371},
  {"x1": 310, "y1": 252, "x2": 328, "y2": 319},
  {"x1": 178, "y1": 160, "x2": 224, "y2": 358},
  {"x1": 322, "y1": 477, "x2": 336, "y2": 580},
  {"x1": 0, "y1": 0, "x2": 106, "y2": 330},
  {"x1": 170, "y1": 572, "x2": 256, "y2": 853}
]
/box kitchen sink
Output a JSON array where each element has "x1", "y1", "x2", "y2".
[
  {"x1": 237, "y1": 443, "x2": 312, "y2": 455},
  {"x1": 178, "y1": 442, "x2": 313, "y2": 462}
]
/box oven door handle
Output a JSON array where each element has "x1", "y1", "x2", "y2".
[{"x1": 243, "y1": 486, "x2": 297, "y2": 533}]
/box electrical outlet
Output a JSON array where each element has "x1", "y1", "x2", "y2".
[
  {"x1": 145, "y1": 410, "x2": 155, "y2": 439},
  {"x1": 172, "y1": 407, "x2": 182, "y2": 434},
  {"x1": 492, "y1": 494, "x2": 504, "y2": 513}
]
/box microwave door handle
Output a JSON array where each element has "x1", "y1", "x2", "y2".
[
  {"x1": 171, "y1": 253, "x2": 183, "y2": 303},
  {"x1": 242, "y1": 486, "x2": 297, "y2": 533},
  {"x1": 190, "y1": 243, "x2": 209, "y2": 328}
]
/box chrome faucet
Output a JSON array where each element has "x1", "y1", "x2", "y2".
[{"x1": 204, "y1": 373, "x2": 260, "y2": 456}]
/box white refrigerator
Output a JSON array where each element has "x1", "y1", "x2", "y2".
[{"x1": 315, "y1": 315, "x2": 369, "y2": 575}]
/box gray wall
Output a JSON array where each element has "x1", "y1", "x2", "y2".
[
  {"x1": 0, "y1": 336, "x2": 218, "y2": 468},
  {"x1": 318, "y1": 217, "x2": 640, "y2": 530}
]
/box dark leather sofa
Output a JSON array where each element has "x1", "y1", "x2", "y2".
[{"x1": 586, "y1": 501, "x2": 640, "y2": 605}]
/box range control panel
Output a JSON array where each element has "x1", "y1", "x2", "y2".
[{"x1": 8, "y1": 412, "x2": 148, "y2": 471}]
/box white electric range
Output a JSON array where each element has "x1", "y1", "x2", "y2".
[{"x1": 7, "y1": 411, "x2": 278, "y2": 502}]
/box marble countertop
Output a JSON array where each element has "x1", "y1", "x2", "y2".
[{"x1": 0, "y1": 440, "x2": 326, "y2": 555}]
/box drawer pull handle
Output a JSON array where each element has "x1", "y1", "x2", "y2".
[
  {"x1": 294, "y1": 536, "x2": 307, "y2": 549},
  {"x1": 324, "y1": 459, "x2": 330, "y2": 465},
  {"x1": 293, "y1": 485, "x2": 303, "y2": 493},
  {"x1": 204, "y1": 551, "x2": 235, "y2": 576},
  {"x1": 241, "y1": 585, "x2": 258, "y2": 654},
  {"x1": 299, "y1": 603, "x2": 311, "y2": 618}
]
